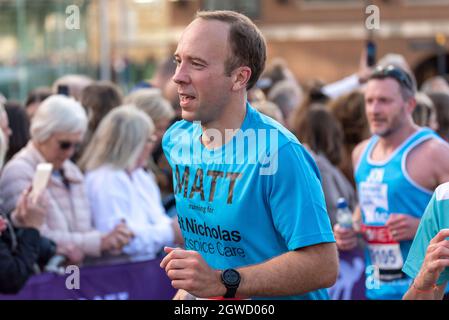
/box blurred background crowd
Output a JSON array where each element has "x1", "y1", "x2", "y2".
[{"x1": 0, "y1": 0, "x2": 448, "y2": 299}]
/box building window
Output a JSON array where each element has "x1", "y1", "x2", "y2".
[
  {"x1": 0, "y1": 0, "x2": 92, "y2": 101},
  {"x1": 404, "y1": 0, "x2": 449, "y2": 5},
  {"x1": 298, "y1": 0, "x2": 361, "y2": 9},
  {"x1": 301, "y1": 0, "x2": 358, "y2": 3}
]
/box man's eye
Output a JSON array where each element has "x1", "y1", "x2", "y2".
[{"x1": 192, "y1": 62, "x2": 203, "y2": 67}]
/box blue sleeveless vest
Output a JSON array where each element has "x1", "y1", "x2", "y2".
[{"x1": 355, "y1": 128, "x2": 438, "y2": 299}]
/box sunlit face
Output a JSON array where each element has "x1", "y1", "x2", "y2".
[
  {"x1": 172, "y1": 18, "x2": 234, "y2": 124},
  {"x1": 364, "y1": 78, "x2": 412, "y2": 137},
  {"x1": 37, "y1": 132, "x2": 83, "y2": 169}
]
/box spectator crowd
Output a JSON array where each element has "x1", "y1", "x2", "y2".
[{"x1": 1, "y1": 21, "x2": 449, "y2": 299}]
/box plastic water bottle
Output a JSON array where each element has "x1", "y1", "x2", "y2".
[{"x1": 336, "y1": 198, "x2": 353, "y2": 229}]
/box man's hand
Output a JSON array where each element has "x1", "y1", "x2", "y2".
[
  {"x1": 414, "y1": 229, "x2": 449, "y2": 291},
  {"x1": 172, "y1": 289, "x2": 196, "y2": 300},
  {"x1": 160, "y1": 247, "x2": 225, "y2": 298},
  {"x1": 334, "y1": 224, "x2": 358, "y2": 251},
  {"x1": 386, "y1": 214, "x2": 420, "y2": 242}
]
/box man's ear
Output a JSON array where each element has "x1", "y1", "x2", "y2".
[
  {"x1": 231, "y1": 66, "x2": 252, "y2": 91},
  {"x1": 406, "y1": 96, "x2": 417, "y2": 114}
]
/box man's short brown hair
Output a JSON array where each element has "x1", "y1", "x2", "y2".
[{"x1": 196, "y1": 10, "x2": 266, "y2": 90}]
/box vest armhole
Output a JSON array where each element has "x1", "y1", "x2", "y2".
[{"x1": 401, "y1": 136, "x2": 434, "y2": 195}]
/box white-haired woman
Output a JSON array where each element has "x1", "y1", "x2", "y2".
[
  {"x1": 0, "y1": 95, "x2": 133, "y2": 262},
  {"x1": 79, "y1": 106, "x2": 183, "y2": 258}
]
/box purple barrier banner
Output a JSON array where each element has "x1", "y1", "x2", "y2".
[
  {"x1": 0, "y1": 258, "x2": 176, "y2": 300},
  {"x1": 328, "y1": 248, "x2": 366, "y2": 300}
]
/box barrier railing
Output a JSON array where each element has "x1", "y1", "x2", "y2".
[{"x1": 0, "y1": 255, "x2": 176, "y2": 300}]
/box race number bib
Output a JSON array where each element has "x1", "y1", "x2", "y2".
[
  {"x1": 367, "y1": 244, "x2": 403, "y2": 270},
  {"x1": 359, "y1": 181, "x2": 389, "y2": 224},
  {"x1": 362, "y1": 225, "x2": 405, "y2": 282}
]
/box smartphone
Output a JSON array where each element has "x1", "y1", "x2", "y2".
[
  {"x1": 57, "y1": 84, "x2": 69, "y2": 96},
  {"x1": 367, "y1": 40, "x2": 377, "y2": 67},
  {"x1": 30, "y1": 163, "x2": 53, "y2": 202}
]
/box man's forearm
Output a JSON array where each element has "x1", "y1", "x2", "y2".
[{"x1": 236, "y1": 242, "x2": 338, "y2": 298}]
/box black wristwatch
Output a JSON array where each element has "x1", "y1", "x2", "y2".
[{"x1": 221, "y1": 268, "x2": 241, "y2": 298}]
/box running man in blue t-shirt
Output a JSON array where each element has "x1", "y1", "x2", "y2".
[{"x1": 159, "y1": 10, "x2": 338, "y2": 300}]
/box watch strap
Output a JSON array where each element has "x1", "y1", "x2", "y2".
[{"x1": 223, "y1": 286, "x2": 238, "y2": 299}]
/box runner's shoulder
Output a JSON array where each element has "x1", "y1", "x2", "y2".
[
  {"x1": 414, "y1": 136, "x2": 449, "y2": 158},
  {"x1": 352, "y1": 138, "x2": 370, "y2": 164}
]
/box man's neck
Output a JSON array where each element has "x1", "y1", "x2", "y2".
[
  {"x1": 376, "y1": 123, "x2": 419, "y2": 158},
  {"x1": 201, "y1": 96, "x2": 247, "y2": 150}
]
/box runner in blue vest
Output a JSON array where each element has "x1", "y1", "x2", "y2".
[
  {"x1": 334, "y1": 64, "x2": 449, "y2": 300},
  {"x1": 160, "y1": 10, "x2": 338, "y2": 300}
]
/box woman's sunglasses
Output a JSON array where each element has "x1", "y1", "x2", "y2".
[{"x1": 58, "y1": 141, "x2": 81, "y2": 150}]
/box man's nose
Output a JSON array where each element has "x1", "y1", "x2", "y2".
[
  {"x1": 172, "y1": 63, "x2": 189, "y2": 85},
  {"x1": 368, "y1": 100, "x2": 381, "y2": 113}
]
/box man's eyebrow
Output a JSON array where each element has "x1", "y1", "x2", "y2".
[{"x1": 174, "y1": 53, "x2": 208, "y2": 66}]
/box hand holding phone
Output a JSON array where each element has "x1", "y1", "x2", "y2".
[{"x1": 30, "y1": 163, "x2": 53, "y2": 203}]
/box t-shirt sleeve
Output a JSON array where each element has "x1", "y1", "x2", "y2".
[
  {"x1": 162, "y1": 121, "x2": 185, "y2": 169},
  {"x1": 162, "y1": 126, "x2": 173, "y2": 167},
  {"x1": 267, "y1": 143, "x2": 335, "y2": 251},
  {"x1": 402, "y1": 192, "x2": 449, "y2": 285}
]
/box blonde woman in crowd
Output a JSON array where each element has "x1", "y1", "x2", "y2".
[
  {"x1": 79, "y1": 106, "x2": 183, "y2": 258},
  {"x1": 124, "y1": 88, "x2": 175, "y2": 145},
  {"x1": 124, "y1": 89, "x2": 177, "y2": 202},
  {"x1": 0, "y1": 95, "x2": 133, "y2": 263}
]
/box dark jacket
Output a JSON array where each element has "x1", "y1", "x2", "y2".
[
  {"x1": 0, "y1": 219, "x2": 55, "y2": 294},
  {"x1": 0, "y1": 225, "x2": 40, "y2": 294}
]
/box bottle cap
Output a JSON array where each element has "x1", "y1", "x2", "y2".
[{"x1": 337, "y1": 197, "x2": 348, "y2": 209}]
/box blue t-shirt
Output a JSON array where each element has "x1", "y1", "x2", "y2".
[
  {"x1": 162, "y1": 103, "x2": 335, "y2": 300},
  {"x1": 403, "y1": 182, "x2": 449, "y2": 286}
]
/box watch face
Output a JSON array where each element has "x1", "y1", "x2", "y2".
[{"x1": 223, "y1": 269, "x2": 240, "y2": 286}]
